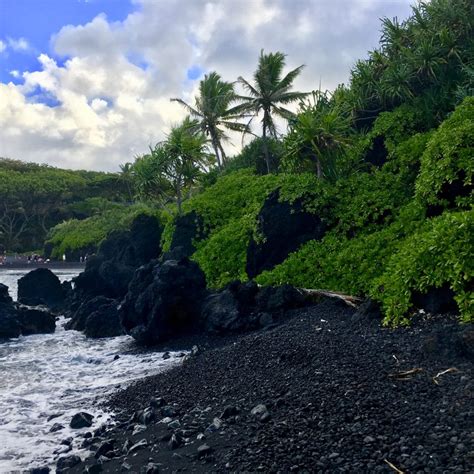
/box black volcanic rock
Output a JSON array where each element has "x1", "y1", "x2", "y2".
[
  {"x1": 0, "y1": 302, "x2": 21, "y2": 339},
  {"x1": 246, "y1": 190, "x2": 327, "y2": 278},
  {"x1": 120, "y1": 258, "x2": 207, "y2": 345},
  {"x1": 73, "y1": 214, "x2": 163, "y2": 300},
  {"x1": 17, "y1": 306, "x2": 56, "y2": 335},
  {"x1": 17, "y1": 268, "x2": 65, "y2": 309}
]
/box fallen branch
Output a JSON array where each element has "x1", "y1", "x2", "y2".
[
  {"x1": 384, "y1": 459, "x2": 405, "y2": 474},
  {"x1": 433, "y1": 367, "x2": 459, "y2": 385},
  {"x1": 388, "y1": 368, "x2": 423, "y2": 380},
  {"x1": 299, "y1": 288, "x2": 363, "y2": 308}
]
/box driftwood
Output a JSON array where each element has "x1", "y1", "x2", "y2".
[{"x1": 298, "y1": 288, "x2": 363, "y2": 308}]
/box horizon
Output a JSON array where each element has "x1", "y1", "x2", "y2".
[{"x1": 0, "y1": 0, "x2": 413, "y2": 172}]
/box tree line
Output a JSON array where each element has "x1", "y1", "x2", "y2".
[{"x1": 123, "y1": 0, "x2": 473, "y2": 215}]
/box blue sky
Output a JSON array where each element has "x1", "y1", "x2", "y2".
[
  {"x1": 0, "y1": 0, "x2": 413, "y2": 171},
  {"x1": 0, "y1": 0, "x2": 135, "y2": 83}
]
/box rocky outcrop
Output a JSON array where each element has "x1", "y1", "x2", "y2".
[
  {"x1": 73, "y1": 214, "x2": 162, "y2": 300},
  {"x1": 17, "y1": 306, "x2": 56, "y2": 335},
  {"x1": 0, "y1": 302, "x2": 21, "y2": 339},
  {"x1": 246, "y1": 190, "x2": 327, "y2": 279},
  {"x1": 120, "y1": 258, "x2": 207, "y2": 345},
  {"x1": 201, "y1": 281, "x2": 308, "y2": 334},
  {"x1": 83, "y1": 301, "x2": 123, "y2": 338},
  {"x1": 17, "y1": 268, "x2": 65, "y2": 309},
  {"x1": 169, "y1": 211, "x2": 204, "y2": 257},
  {"x1": 0, "y1": 283, "x2": 56, "y2": 339},
  {"x1": 65, "y1": 296, "x2": 122, "y2": 338}
]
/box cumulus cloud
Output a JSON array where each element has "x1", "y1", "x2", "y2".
[
  {"x1": 0, "y1": 40, "x2": 6, "y2": 53},
  {"x1": 0, "y1": 0, "x2": 413, "y2": 171},
  {"x1": 7, "y1": 37, "x2": 30, "y2": 51}
]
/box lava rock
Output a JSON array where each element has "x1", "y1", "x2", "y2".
[
  {"x1": 17, "y1": 306, "x2": 56, "y2": 335},
  {"x1": 0, "y1": 283, "x2": 12, "y2": 304},
  {"x1": 70, "y1": 412, "x2": 94, "y2": 429},
  {"x1": 246, "y1": 190, "x2": 327, "y2": 278},
  {"x1": 0, "y1": 302, "x2": 21, "y2": 339},
  {"x1": 120, "y1": 258, "x2": 207, "y2": 345},
  {"x1": 169, "y1": 211, "x2": 205, "y2": 257},
  {"x1": 56, "y1": 455, "x2": 81, "y2": 472},
  {"x1": 72, "y1": 214, "x2": 163, "y2": 300},
  {"x1": 65, "y1": 296, "x2": 116, "y2": 332},
  {"x1": 17, "y1": 268, "x2": 65, "y2": 309},
  {"x1": 84, "y1": 301, "x2": 123, "y2": 338}
]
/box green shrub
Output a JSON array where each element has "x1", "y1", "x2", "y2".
[
  {"x1": 47, "y1": 204, "x2": 160, "y2": 258},
  {"x1": 415, "y1": 97, "x2": 474, "y2": 209},
  {"x1": 372, "y1": 209, "x2": 474, "y2": 325},
  {"x1": 192, "y1": 215, "x2": 254, "y2": 288}
]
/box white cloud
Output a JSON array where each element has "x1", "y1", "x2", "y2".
[
  {"x1": 9, "y1": 70, "x2": 20, "y2": 78},
  {"x1": 7, "y1": 37, "x2": 30, "y2": 51},
  {"x1": 0, "y1": 0, "x2": 413, "y2": 171},
  {"x1": 0, "y1": 40, "x2": 6, "y2": 53}
]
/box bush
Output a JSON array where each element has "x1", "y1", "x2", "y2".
[
  {"x1": 47, "y1": 204, "x2": 160, "y2": 258},
  {"x1": 373, "y1": 209, "x2": 474, "y2": 325},
  {"x1": 192, "y1": 215, "x2": 255, "y2": 288},
  {"x1": 415, "y1": 97, "x2": 474, "y2": 210}
]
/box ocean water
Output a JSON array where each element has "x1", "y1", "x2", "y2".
[{"x1": 0, "y1": 268, "x2": 181, "y2": 472}]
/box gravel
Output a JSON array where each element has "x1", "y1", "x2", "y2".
[{"x1": 67, "y1": 299, "x2": 473, "y2": 473}]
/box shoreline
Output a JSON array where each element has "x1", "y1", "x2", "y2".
[
  {"x1": 64, "y1": 299, "x2": 473, "y2": 473},
  {"x1": 0, "y1": 262, "x2": 85, "y2": 270}
]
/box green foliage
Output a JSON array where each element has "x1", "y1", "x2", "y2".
[
  {"x1": 373, "y1": 210, "x2": 474, "y2": 324},
  {"x1": 348, "y1": 0, "x2": 473, "y2": 126},
  {"x1": 225, "y1": 138, "x2": 284, "y2": 175},
  {"x1": 283, "y1": 91, "x2": 352, "y2": 179},
  {"x1": 235, "y1": 50, "x2": 309, "y2": 173},
  {"x1": 172, "y1": 71, "x2": 247, "y2": 168},
  {"x1": 192, "y1": 215, "x2": 254, "y2": 288},
  {"x1": 132, "y1": 117, "x2": 211, "y2": 214},
  {"x1": 46, "y1": 204, "x2": 159, "y2": 258},
  {"x1": 0, "y1": 158, "x2": 127, "y2": 252},
  {"x1": 415, "y1": 97, "x2": 474, "y2": 209}
]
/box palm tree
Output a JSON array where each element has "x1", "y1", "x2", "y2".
[
  {"x1": 284, "y1": 92, "x2": 351, "y2": 179},
  {"x1": 171, "y1": 72, "x2": 247, "y2": 169},
  {"x1": 235, "y1": 50, "x2": 309, "y2": 173},
  {"x1": 132, "y1": 117, "x2": 210, "y2": 214}
]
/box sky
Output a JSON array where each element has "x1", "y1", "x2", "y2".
[{"x1": 0, "y1": 0, "x2": 414, "y2": 171}]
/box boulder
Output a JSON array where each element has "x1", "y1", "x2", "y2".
[
  {"x1": 65, "y1": 296, "x2": 117, "y2": 332},
  {"x1": 120, "y1": 258, "x2": 207, "y2": 345},
  {"x1": 0, "y1": 283, "x2": 12, "y2": 304},
  {"x1": 84, "y1": 302, "x2": 123, "y2": 338},
  {"x1": 351, "y1": 299, "x2": 383, "y2": 324},
  {"x1": 56, "y1": 455, "x2": 81, "y2": 472},
  {"x1": 200, "y1": 281, "x2": 309, "y2": 334},
  {"x1": 70, "y1": 412, "x2": 94, "y2": 429},
  {"x1": 0, "y1": 302, "x2": 21, "y2": 339},
  {"x1": 17, "y1": 268, "x2": 65, "y2": 309},
  {"x1": 17, "y1": 306, "x2": 56, "y2": 335},
  {"x1": 246, "y1": 190, "x2": 327, "y2": 278},
  {"x1": 73, "y1": 213, "x2": 162, "y2": 300}
]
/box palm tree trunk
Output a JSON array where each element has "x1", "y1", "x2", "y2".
[
  {"x1": 210, "y1": 134, "x2": 222, "y2": 169},
  {"x1": 218, "y1": 141, "x2": 227, "y2": 165},
  {"x1": 262, "y1": 120, "x2": 271, "y2": 174}
]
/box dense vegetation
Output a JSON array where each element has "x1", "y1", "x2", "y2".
[
  {"x1": 0, "y1": 158, "x2": 130, "y2": 253},
  {"x1": 43, "y1": 0, "x2": 474, "y2": 323}
]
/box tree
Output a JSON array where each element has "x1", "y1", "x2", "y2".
[
  {"x1": 171, "y1": 72, "x2": 247, "y2": 169},
  {"x1": 235, "y1": 51, "x2": 309, "y2": 173},
  {"x1": 284, "y1": 92, "x2": 351, "y2": 179},
  {"x1": 133, "y1": 117, "x2": 210, "y2": 214}
]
